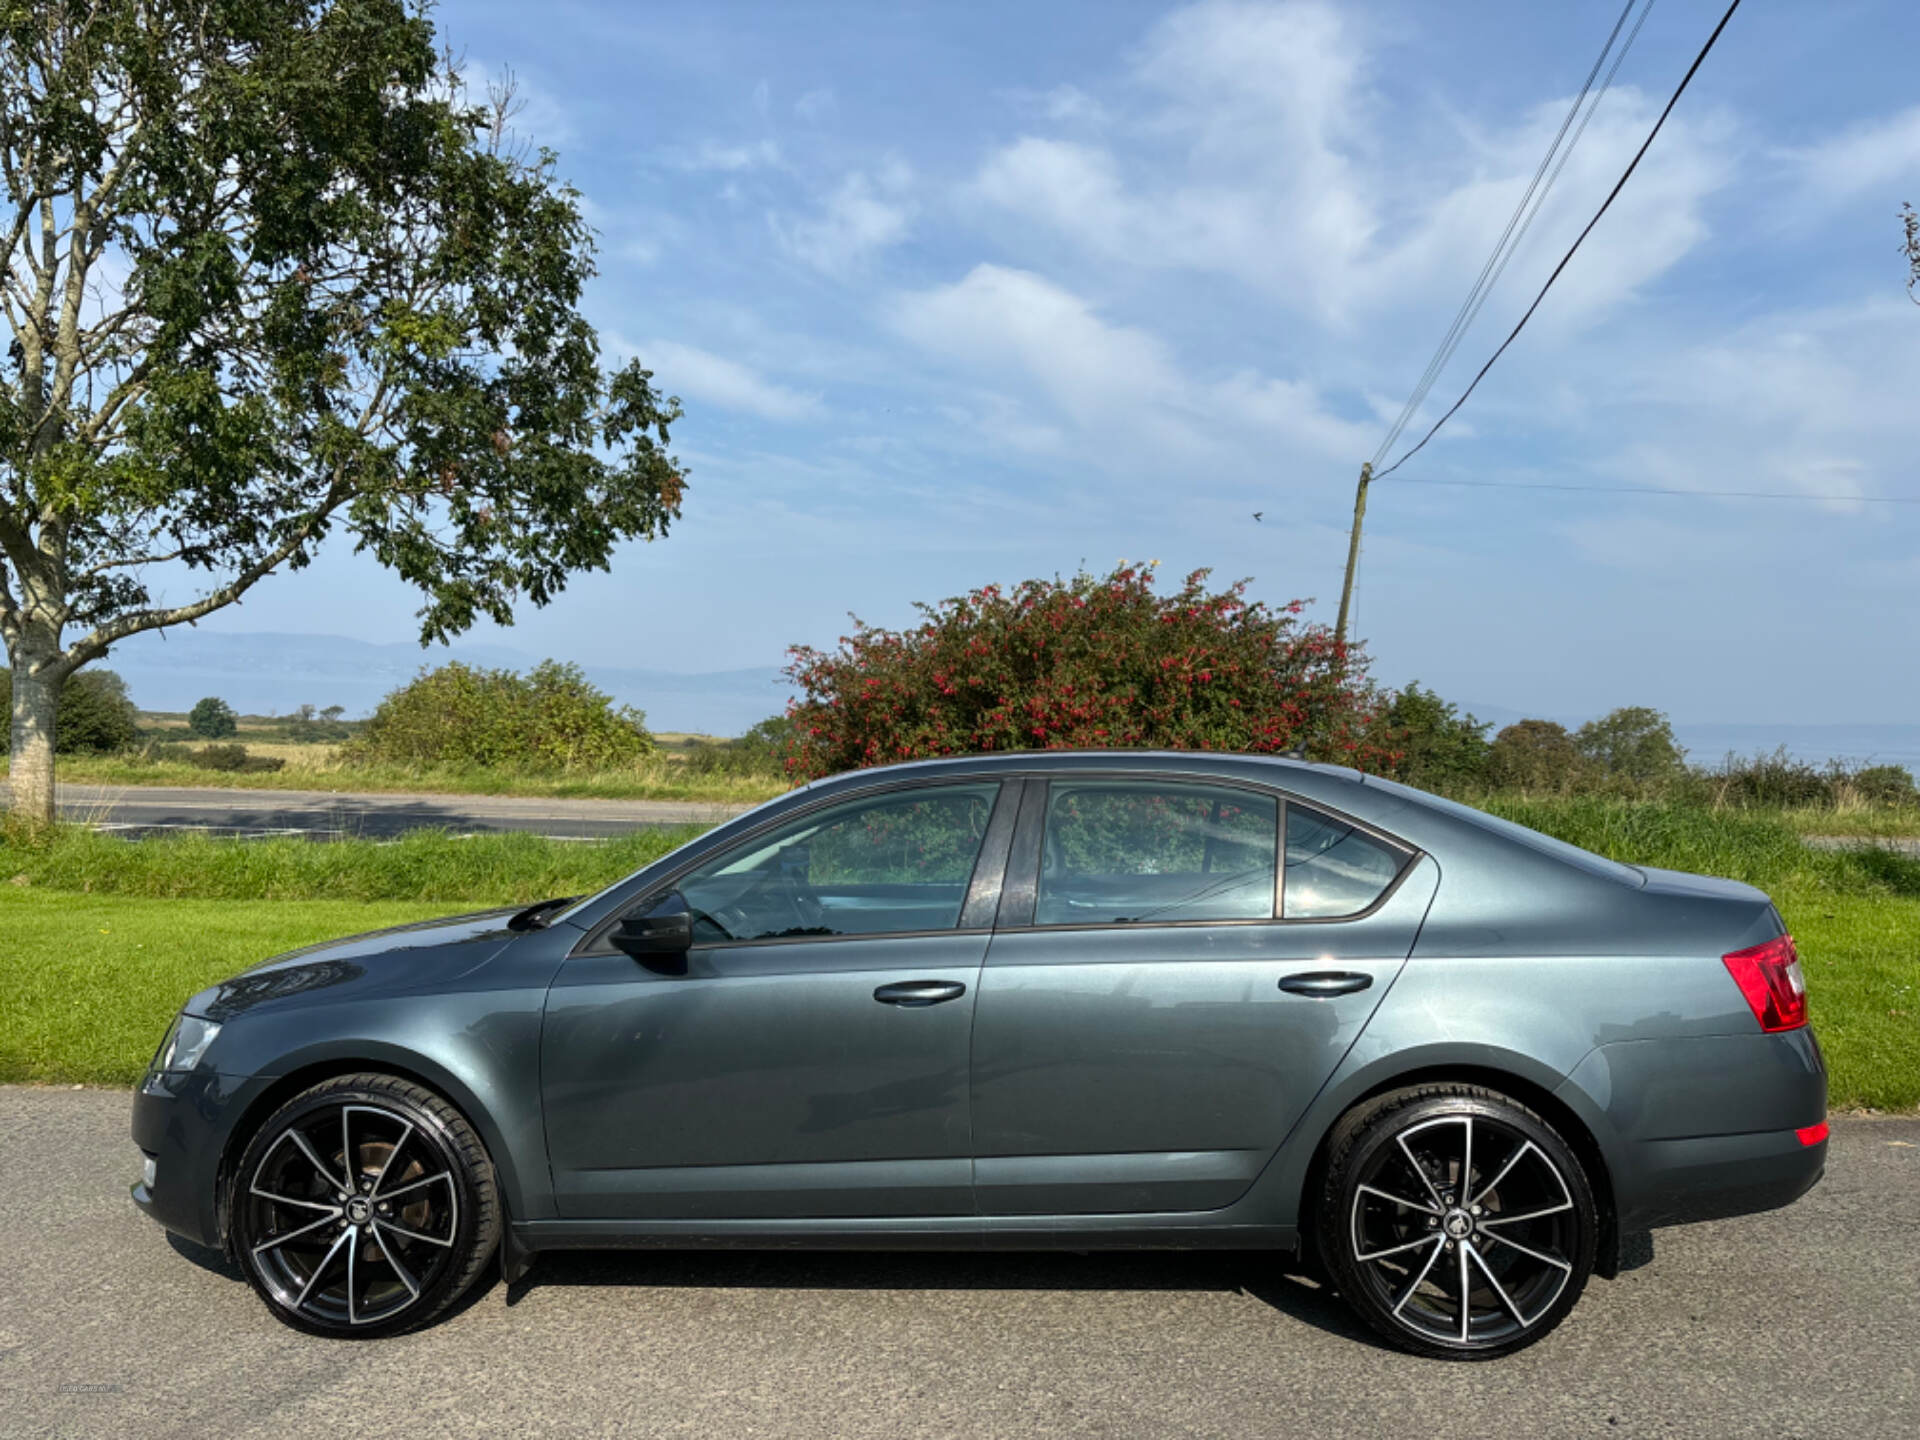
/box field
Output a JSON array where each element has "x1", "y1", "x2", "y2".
[
  {"x1": 2, "y1": 798, "x2": 1914, "y2": 1106},
  {"x1": 5, "y1": 728, "x2": 790, "y2": 804}
]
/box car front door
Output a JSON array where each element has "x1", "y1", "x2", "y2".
[
  {"x1": 969, "y1": 777, "x2": 1439, "y2": 1215},
  {"x1": 543, "y1": 778, "x2": 1018, "y2": 1220}
]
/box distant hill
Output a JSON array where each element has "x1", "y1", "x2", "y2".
[{"x1": 94, "y1": 630, "x2": 793, "y2": 738}]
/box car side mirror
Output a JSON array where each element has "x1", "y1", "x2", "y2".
[{"x1": 610, "y1": 893, "x2": 693, "y2": 972}]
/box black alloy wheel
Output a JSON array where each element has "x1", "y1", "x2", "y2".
[
  {"x1": 1318, "y1": 1084, "x2": 1597, "y2": 1360},
  {"x1": 231, "y1": 1073, "x2": 499, "y2": 1337}
]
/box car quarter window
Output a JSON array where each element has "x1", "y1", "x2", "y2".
[
  {"x1": 1033, "y1": 780, "x2": 1279, "y2": 927},
  {"x1": 673, "y1": 782, "x2": 1002, "y2": 942},
  {"x1": 1283, "y1": 803, "x2": 1408, "y2": 919}
]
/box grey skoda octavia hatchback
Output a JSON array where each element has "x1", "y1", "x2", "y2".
[{"x1": 132, "y1": 752, "x2": 1826, "y2": 1358}]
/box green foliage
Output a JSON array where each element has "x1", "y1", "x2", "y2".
[
  {"x1": 1376, "y1": 682, "x2": 1490, "y2": 789},
  {"x1": 1575, "y1": 706, "x2": 1685, "y2": 784},
  {"x1": 1, "y1": 0, "x2": 689, "y2": 819},
  {"x1": 1486, "y1": 719, "x2": 1584, "y2": 792},
  {"x1": 187, "y1": 697, "x2": 238, "y2": 739},
  {"x1": 164, "y1": 742, "x2": 284, "y2": 774},
  {"x1": 785, "y1": 565, "x2": 1389, "y2": 779},
  {"x1": 281, "y1": 703, "x2": 351, "y2": 743},
  {"x1": 348, "y1": 660, "x2": 653, "y2": 772},
  {"x1": 0, "y1": 667, "x2": 139, "y2": 753},
  {"x1": 680, "y1": 714, "x2": 797, "y2": 779}
]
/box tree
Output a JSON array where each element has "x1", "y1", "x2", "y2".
[
  {"x1": 1486, "y1": 719, "x2": 1582, "y2": 792},
  {"x1": 1574, "y1": 705, "x2": 1684, "y2": 785},
  {"x1": 0, "y1": 2, "x2": 685, "y2": 823},
  {"x1": 1375, "y1": 682, "x2": 1489, "y2": 791},
  {"x1": 1904, "y1": 203, "x2": 1920, "y2": 303},
  {"x1": 187, "y1": 695, "x2": 237, "y2": 739},
  {"x1": 783, "y1": 564, "x2": 1391, "y2": 781},
  {"x1": 0, "y1": 665, "x2": 138, "y2": 751}
]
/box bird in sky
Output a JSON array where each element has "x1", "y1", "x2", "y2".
[{"x1": 1252, "y1": 511, "x2": 1263, "y2": 522}]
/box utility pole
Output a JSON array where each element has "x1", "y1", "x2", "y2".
[{"x1": 1333, "y1": 461, "x2": 1371, "y2": 654}]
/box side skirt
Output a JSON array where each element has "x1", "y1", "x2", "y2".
[{"x1": 512, "y1": 1215, "x2": 1299, "y2": 1255}]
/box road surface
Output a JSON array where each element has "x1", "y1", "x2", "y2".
[
  {"x1": 0, "y1": 1088, "x2": 1912, "y2": 1439},
  {"x1": 5, "y1": 782, "x2": 760, "y2": 840}
]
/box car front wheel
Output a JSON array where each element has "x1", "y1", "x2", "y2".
[
  {"x1": 1316, "y1": 1083, "x2": 1597, "y2": 1360},
  {"x1": 230, "y1": 1073, "x2": 500, "y2": 1338}
]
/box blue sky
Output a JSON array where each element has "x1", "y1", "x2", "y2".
[{"x1": 160, "y1": 0, "x2": 1920, "y2": 724}]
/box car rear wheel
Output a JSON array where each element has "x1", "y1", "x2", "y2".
[
  {"x1": 230, "y1": 1073, "x2": 500, "y2": 1338},
  {"x1": 1316, "y1": 1084, "x2": 1597, "y2": 1360}
]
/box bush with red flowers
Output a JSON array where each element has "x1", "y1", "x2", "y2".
[{"x1": 781, "y1": 565, "x2": 1396, "y2": 781}]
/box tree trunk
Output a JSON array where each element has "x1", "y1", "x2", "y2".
[{"x1": 6, "y1": 648, "x2": 60, "y2": 828}]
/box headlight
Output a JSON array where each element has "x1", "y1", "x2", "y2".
[{"x1": 150, "y1": 1014, "x2": 222, "y2": 1075}]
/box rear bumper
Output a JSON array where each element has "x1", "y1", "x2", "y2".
[{"x1": 1559, "y1": 1026, "x2": 1828, "y2": 1232}]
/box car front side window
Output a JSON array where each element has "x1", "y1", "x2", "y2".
[{"x1": 673, "y1": 782, "x2": 1002, "y2": 942}]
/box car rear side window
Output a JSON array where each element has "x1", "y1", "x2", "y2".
[
  {"x1": 1034, "y1": 781, "x2": 1278, "y2": 926},
  {"x1": 677, "y1": 782, "x2": 1001, "y2": 941},
  {"x1": 1283, "y1": 804, "x2": 1407, "y2": 919}
]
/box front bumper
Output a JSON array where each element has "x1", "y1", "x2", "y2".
[{"x1": 130, "y1": 1069, "x2": 259, "y2": 1250}]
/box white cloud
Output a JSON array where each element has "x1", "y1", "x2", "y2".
[
  {"x1": 1788, "y1": 104, "x2": 1920, "y2": 203},
  {"x1": 890, "y1": 264, "x2": 1370, "y2": 470},
  {"x1": 619, "y1": 338, "x2": 824, "y2": 422},
  {"x1": 663, "y1": 138, "x2": 782, "y2": 173},
  {"x1": 794, "y1": 87, "x2": 837, "y2": 123},
  {"x1": 771, "y1": 167, "x2": 913, "y2": 274},
  {"x1": 1587, "y1": 298, "x2": 1920, "y2": 515},
  {"x1": 966, "y1": 0, "x2": 1733, "y2": 333}
]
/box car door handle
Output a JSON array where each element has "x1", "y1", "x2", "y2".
[
  {"x1": 1278, "y1": 971, "x2": 1373, "y2": 997},
  {"x1": 873, "y1": 980, "x2": 968, "y2": 1007}
]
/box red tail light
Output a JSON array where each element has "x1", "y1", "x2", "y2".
[
  {"x1": 1796, "y1": 1121, "x2": 1829, "y2": 1147},
  {"x1": 1722, "y1": 934, "x2": 1808, "y2": 1033}
]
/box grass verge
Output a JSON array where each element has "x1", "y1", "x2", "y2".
[
  {"x1": 0, "y1": 823, "x2": 700, "y2": 902},
  {"x1": 0, "y1": 892, "x2": 453, "y2": 1084},
  {"x1": 6, "y1": 750, "x2": 788, "y2": 804}
]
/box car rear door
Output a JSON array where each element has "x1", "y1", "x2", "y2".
[
  {"x1": 969, "y1": 776, "x2": 1439, "y2": 1215},
  {"x1": 542, "y1": 778, "x2": 1019, "y2": 1220}
]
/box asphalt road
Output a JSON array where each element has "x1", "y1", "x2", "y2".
[
  {"x1": 11, "y1": 782, "x2": 759, "y2": 840},
  {"x1": 0, "y1": 1090, "x2": 1913, "y2": 1440}
]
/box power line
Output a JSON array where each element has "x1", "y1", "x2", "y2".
[
  {"x1": 1375, "y1": 0, "x2": 1743, "y2": 482},
  {"x1": 1422, "y1": 0, "x2": 1657, "y2": 414},
  {"x1": 1394, "y1": 477, "x2": 1920, "y2": 505},
  {"x1": 1370, "y1": 0, "x2": 1641, "y2": 469}
]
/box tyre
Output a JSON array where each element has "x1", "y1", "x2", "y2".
[
  {"x1": 230, "y1": 1073, "x2": 500, "y2": 1338},
  {"x1": 1315, "y1": 1084, "x2": 1597, "y2": 1360}
]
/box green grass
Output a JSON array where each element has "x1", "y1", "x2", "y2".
[
  {"x1": 0, "y1": 891, "x2": 454, "y2": 1084},
  {"x1": 1, "y1": 799, "x2": 1913, "y2": 1107},
  {"x1": 0, "y1": 823, "x2": 700, "y2": 902}
]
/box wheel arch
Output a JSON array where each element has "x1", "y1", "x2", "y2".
[
  {"x1": 214, "y1": 1045, "x2": 527, "y2": 1255},
  {"x1": 1291, "y1": 1057, "x2": 1621, "y2": 1280}
]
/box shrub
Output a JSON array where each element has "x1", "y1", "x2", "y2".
[
  {"x1": 1575, "y1": 706, "x2": 1685, "y2": 785},
  {"x1": 0, "y1": 667, "x2": 140, "y2": 753},
  {"x1": 281, "y1": 703, "x2": 351, "y2": 743},
  {"x1": 680, "y1": 714, "x2": 796, "y2": 779},
  {"x1": 1849, "y1": 764, "x2": 1918, "y2": 806},
  {"x1": 187, "y1": 696, "x2": 238, "y2": 739},
  {"x1": 172, "y1": 742, "x2": 285, "y2": 774},
  {"x1": 1376, "y1": 682, "x2": 1489, "y2": 790},
  {"x1": 1486, "y1": 719, "x2": 1585, "y2": 792},
  {"x1": 347, "y1": 660, "x2": 652, "y2": 772},
  {"x1": 783, "y1": 565, "x2": 1390, "y2": 781}
]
